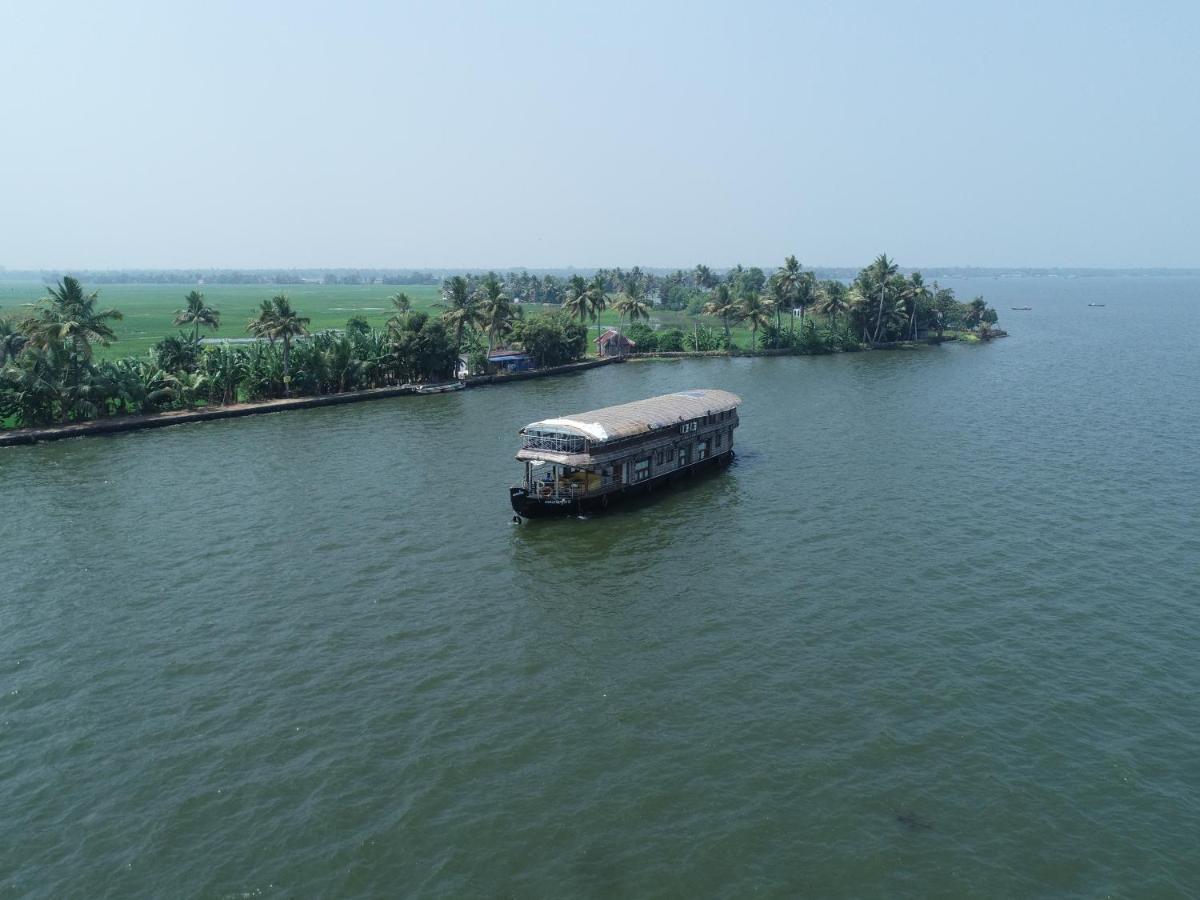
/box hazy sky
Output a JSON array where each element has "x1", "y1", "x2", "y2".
[{"x1": 2, "y1": 1, "x2": 1197, "y2": 269}]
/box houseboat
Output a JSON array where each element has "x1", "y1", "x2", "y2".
[{"x1": 510, "y1": 389, "x2": 741, "y2": 518}]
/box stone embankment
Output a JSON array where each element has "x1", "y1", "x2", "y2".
[{"x1": 0, "y1": 357, "x2": 620, "y2": 446}]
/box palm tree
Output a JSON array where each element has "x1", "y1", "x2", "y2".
[
  {"x1": 561, "y1": 274, "x2": 590, "y2": 330},
  {"x1": 866, "y1": 253, "x2": 899, "y2": 344},
  {"x1": 775, "y1": 255, "x2": 803, "y2": 329},
  {"x1": 613, "y1": 282, "x2": 650, "y2": 348},
  {"x1": 847, "y1": 286, "x2": 872, "y2": 343},
  {"x1": 586, "y1": 274, "x2": 609, "y2": 347},
  {"x1": 437, "y1": 276, "x2": 484, "y2": 349},
  {"x1": 247, "y1": 295, "x2": 310, "y2": 395},
  {"x1": 740, "y1": 291, "x2": 774, "y2": 350},
  {"x1": 21, "y1": 276, "x2": 123, "y2": 363},
  {"x1": 725, "y1": 264, "x2": 746, "y2": 295},
  {"x1": 19, "y1": 276, "x2": 122, "y2": 418},
  {"x1": 904, "y1": 272, "x2": 928, "y2": 341},
  {"x1": 693, "y1": 264, "x2": 717, "y2": 291},
  {"x1": 766, "y1": 275, "x2": 789, "y2": 346},
  {"x1": 173, "y1": 290, "x2": 220, "y2": 341},
  {"x1": 385, "y1": 292, "x2": 411, "y2": 334},
  {"x1": 702, "y1": 284, "x2": 741, "y2": 345},
  {"x1": 815, "y1": 280, "x2": 850, "y2": 331},
  {"x1": 477, "y1": 272, "x2": 515, "y2": 353}
]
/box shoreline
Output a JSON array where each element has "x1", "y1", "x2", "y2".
[
  {"x1": 0, "y1": 357, "x2": 620, "y2": 446},
  {"x1": 0, "y1": 335, "x2": 1006, "y2": 446}
]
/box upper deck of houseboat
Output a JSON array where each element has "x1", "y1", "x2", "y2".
[{"x1": 517, "y1": 389, "x2": 742, "y2": 468}]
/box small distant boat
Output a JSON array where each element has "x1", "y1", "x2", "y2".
[
  {"x1": 1010, "y1": 306, "x2": 1032, "y2": 311},
  {"x1": 414, "y1": 381, "x2": 465, "y2": 394},
  {"x1": 1088, "y1": 303, "x2": 1106, "y2": 307}
]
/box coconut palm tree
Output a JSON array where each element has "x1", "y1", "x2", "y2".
[
  {"x1": 247, "y1": 295, "x2": 310, "y2": 395},
  {"x1": 437, "y1": 276, "x2": 484, "y2": 350},
  {"x1": 173, "y1": 291, "x2": 220, "y2": 341},
  {"x1": 19, "y1": 276, "x2": 123, "y2": 418},
  {"x1": 693, "y1": 264, "x2": 717, "y2": 290},
  {"x1": 847, "y1": 286, "x2": 873, "y2": 342},
  {"x1": 702, "y1": 283, "x2": 741, "y2": 345},
  {"x1": 904, "y1": 272, "x2": 928, "y2": 341},
  {"x1": 740, "y1": 291, "x2": 774, "y2": 350},
  {"x1": 21, "y1": 276, "x2": 123, "y2": 363},
  {"x1": 385, "y1": 292, "x2": 411, "y2": 334},
  {"x1": 561, "y1": 274, "x2": 590, "y2": 329},
  {"x1": 815, "y1": 280, "x2": 850, "y2": 331},
  {"x1": 765, "y1": 275, "x2": 790, "y2": 346},
  {"x1": 477, "y1": 272, "x2": 515, "y2": 353},
  {"x1": 613, "y1": 281, "x2": 650, "y2": 345},
  {"x1": 586, "y1": 274, "x2": 609, "y2": 347},
  {"x1": 866, "y1": 253, "x2": 899, "y2": 344},
  {"x1": 725, "y1": 264, "x2": 746, "y2": 294},
  {"x1": 775, "y1": 255, "x2": 803, "y2": 327}
]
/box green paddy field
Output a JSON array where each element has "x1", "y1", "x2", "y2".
[{"x1": 0, "y1": 281, "x2": 720, "y2": 360}]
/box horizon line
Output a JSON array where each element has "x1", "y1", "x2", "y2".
[{"x1": 4, "y1": 264, "x2": 1200, "y2": 275}]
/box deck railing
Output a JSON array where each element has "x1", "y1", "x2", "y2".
[
  {"x1": 521, "y1": 433, "x2": 586, "y2": 454},
  {"x1": 518, "y1": 476, "x2": 622, "y2": 500}
]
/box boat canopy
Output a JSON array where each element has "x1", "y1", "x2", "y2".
[{"x1": 523, "y1": 389, "x2": 741, "y2": 446}]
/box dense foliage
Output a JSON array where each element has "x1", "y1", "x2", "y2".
[{"x1": 0, "y1": 277, "x2": 579, "y2": 428}]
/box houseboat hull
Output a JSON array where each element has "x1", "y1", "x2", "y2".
[{"x1": 510, "y1": 450, "x2": 734, "y2": 518}]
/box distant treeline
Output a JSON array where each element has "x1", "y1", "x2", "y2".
[
  {"x1": 3, "y1": 266, "x2": 1195, "y2": 287},
  {"x1": 4, "y1": 269, "x2": 445, "y2": 286}
]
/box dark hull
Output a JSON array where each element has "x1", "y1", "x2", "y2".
[{"x1": 510, "y1": 451, "x2": 734, "y2": 518}]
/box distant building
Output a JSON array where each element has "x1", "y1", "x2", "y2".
[
  {"x1": 486, "y1": 349, "x2": 536, "y2": 372},
  {"x1": 596, "y1": 328, "x2": 636, "y2": 357},
  {"x1": 456, "y1": 348, "x2": 537, "y2": 378}
]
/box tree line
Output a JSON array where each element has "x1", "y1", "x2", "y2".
[
  {"x1": 448, "y1": 256, "x2": 998, "y2": 349},
  {"x1": 0, "y1": 276, "x2": 586, "y2": 427},
  {"x1": 0, "y1": 256, "x2": 999, "y2": 429}
]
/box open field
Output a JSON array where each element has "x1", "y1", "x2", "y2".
[
  {"x1": 0, "y1": 282, "x2": 444, "y2": 360},
  {"x1": 0, "y1": 280, "x2": 761, "y2": 359}
]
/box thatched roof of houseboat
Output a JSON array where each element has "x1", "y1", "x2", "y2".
[{"x1": 527, "y1": 389, "x2": 741, "y2": 444}]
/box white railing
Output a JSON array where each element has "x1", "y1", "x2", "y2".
[{"x1": 521, "y1": 433, "x2": 586, "y2": 454}]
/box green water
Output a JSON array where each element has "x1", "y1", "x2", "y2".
[{"x1": 2, "y1": 276, "x2": 1199, "y2": 897}]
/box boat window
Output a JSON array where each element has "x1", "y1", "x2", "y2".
[
  {"x1": 633, "y1": 459, "x2": 651, "y2": 482},
  {"x1": 697, "y1": 440, "x2": 709, "y2": 461},
  {"x1": 715, "y1": 432, "x2": 722, "y2": 448}
]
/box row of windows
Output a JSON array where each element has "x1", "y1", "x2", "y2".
[
  {"x1": 639, "y1": 430, "x2": 730, "y2": 477},
  {"x1": 681, "y1": 410, "x2": 736, "y2": 433}
]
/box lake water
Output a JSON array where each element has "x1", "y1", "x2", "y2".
[{"x1": 2, "y1": 276, "x2": 1199, "y2": 897}]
